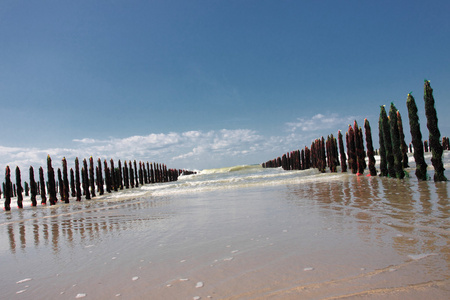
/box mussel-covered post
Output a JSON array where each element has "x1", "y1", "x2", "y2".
[
  {"x1": 134, "y1": 160, "x2": 139, "y2": 187},
  {"x1": 97, "y1": 158, "x2": 104, "y2": 195},
  {"x1": 47, "y1": 155, "x2": 58, "y2": 205},
  {"x1": 82, "y1": 159, "x2": 91, "y2": 199},
  {"x1": 364, "y1": 119, "x2": 377, "y2": 176},
  {"x1": 62, "y1": 157, "x2": 70, "y2": 203},
  {"x1": 354, "y1": 121, "x2": 365, "y2": 175},
  {"x1": 424, "y1": 80, "x2": 447, "y2": 181},
  {"x1": 89, "y1": 157, "x2": 96, "y2": 198},
  {"x1": 14, "y1": 166, "x2": 23, "y2": 208},
  {"x1": 406, "y1": 93, "x2": 427, "y2": 180},
  {"x1": 381, "y1": 106, "x2": 396, "y2": 178},
  {"x1": 75, "y1": 158, "x2": 82, "y2": 201},
  {"x1": 70, "y1": 168, "x2": 76, "y2": 197},
  {"x1": 338, "y1": 130, "x2": 347, "y2": 172},
  {"x1": 118, "y1": 160, "x2": 123, "y2": 190},
  {"x1": 39, "y1": 166, "x2": 47, "y2": 204},
  {"x1": 123, "y1": 160, "x2": 129, "y2": 189},
  {"x1": 397, "y1": 111, "x2": 409, "y2": 168},
  {"x1": 389, "y1": 103, "x2": 404, "y2": 179},
  {"x1": 29, "y1": 166, "x2": 37, "y2": 206},
  {"x1": 4, "y1": 166, "x2": 12, "y2": 211},
  {"x1": 58, "y1": 168, "x2": 64, "y2": 200},
  {"x1": 378, "y1": 106, "x2": 388, "y2": 176}
]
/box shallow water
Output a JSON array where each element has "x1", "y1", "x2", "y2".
[{"x1": 1, "y1": 154, "x2": 450, "y2": 299}]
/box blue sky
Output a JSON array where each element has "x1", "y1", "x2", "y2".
[{"x1": 1, "y1": 0, "x2": 449, "y2": 173}]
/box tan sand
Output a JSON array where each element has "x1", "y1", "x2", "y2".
[{"x1": 1, "y1": 174, "x2": 449, "y2": 299}]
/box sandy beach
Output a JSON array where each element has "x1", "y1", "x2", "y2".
[{"x1": 1, "y1": 162, "x2": 450, "y2": 299}]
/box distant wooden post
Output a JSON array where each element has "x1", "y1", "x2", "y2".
[
  {"x1": 29, "y1": 166, "x2": 38, "y2": 206},
  {"x1": 39, "y1": 166, "x2": 47, "y2": 204},
  {"x1": 97, "y1": 158, "x2": 104, "y2": 195},
  {"x1": 62, "y1": 157, "x2": 70, "y2": 203},
  {"x1": 89, "y1": 157, "x2": 96, "y2": 198},
  {"x1": 75, "y1": 158, "x2": 82, "y2": 201},
  {"x1": 47, "y1": 155, "x2": 58, "y2": 205},
  {"x1": 4, "y1": 166, "x2": 12, "y2": 211}
]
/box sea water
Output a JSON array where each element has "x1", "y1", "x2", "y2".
[{"x1": 1, "y1": 152, "x2": 449, "y2": 299}]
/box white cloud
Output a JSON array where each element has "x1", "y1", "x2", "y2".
[
  {"x1": 0, "y1": 113, "x2": 362, "y2": 179},
  {"x1": 286, "y1": 113, "x2": 358, "y2": 133}
]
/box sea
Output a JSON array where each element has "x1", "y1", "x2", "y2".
[{"x1": 1, "y1": 151, "x2": 449, "y2": 299}]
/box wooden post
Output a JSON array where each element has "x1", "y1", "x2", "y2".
[
  {"x1": 39, "y1": 166, "x2": 47, "y2": 204},
  {"x1": 4, "y1": 166, "x2": 12, "y2": 211},
  {"x1": 364, "y1": 119, "x2": 377, "y2": 176},
  {"x1": 406, "y1": 93, "x2": 428, "y2": 180},
  {"x1": 424, "y1": 80, "x2": 447, "y2": 181},
  {"x1": 29, "y1": 166, "x2": 38, "y2": 206},
  {"x1": 47, "y1": 155, "x2": 58, "y2": 205},
  {"x1": 75, "y1": 158, "x2": 82, "y2": 201},
  {"x1": 62, "y1": 157, "x2": 70, "y2": 203}
]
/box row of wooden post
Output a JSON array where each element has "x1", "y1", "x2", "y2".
[
  {"x1": 263, "y1": 81, "x2": 448, "y2": 182},
  {"x1": 3, "y1": 156, "x2": 196, "y2": 211}
]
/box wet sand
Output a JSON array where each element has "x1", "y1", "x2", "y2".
[{"x1": 1, "y1": 174, "x2": 449, "y2": 299}]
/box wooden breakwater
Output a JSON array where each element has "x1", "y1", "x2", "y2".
[
  {"x1": 262, "y1": 80, "x2": 449, "y2": 182},
  {"x1": 3, "y1": 155, "x2": 196, "y2": 211}
]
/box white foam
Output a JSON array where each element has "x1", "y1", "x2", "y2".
[
  {"x1": 196, "y1": 281, "x2": 204, "y2": 288},
  {"x1": 132, "y1": 276, "x2": 139, "y2": 281},
  {"x1": 16, "y1": 278, "x2": 32, "y2": 284},
  {"x1": 303, "y1": 267, "x2": 314, "y2": 271},
  {"x1": 76, "y1": 293, "x2": 87, "y2": 298},
  {"x1": 408, "y1": 253, "x2": 438, "y2": 260},
  {"x1": 16, "y1": 289, "x2": 26, "y2": 294}
]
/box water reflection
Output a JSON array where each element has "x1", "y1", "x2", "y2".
[
  {"x1": 285, "y1": 175, "x2": 450, "y2": 264},
  {"x1": 2, "y1": 197, "x2": 173, "y2": 255}
]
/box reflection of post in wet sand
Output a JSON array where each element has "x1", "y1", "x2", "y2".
[
  {"x1": 3, "y1": 199, "x2": 173, "y2": 254},
  {"x1": 435, "y1": 182, "x2": 449, "y2": 218},
  {"x1": 7, "y1": 224, "x2": 15, "y2": 254}
]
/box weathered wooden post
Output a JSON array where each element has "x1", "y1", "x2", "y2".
[
  {"x1": 123, "y1": 160, "x2": 129, "y2": 189},
  {"x1": 378, "y1": 107, "x2": 388, "y2": 176},
  {"x1": 47, "y1": 155, "x2": 58, "y2": 205},
  {"x1": 97, "y1": 158, "x2": 104, "y2": 195},
  {"x1": 347, "y1": 125, "x2": 357, "y2": 174},
  {"x1": 143, "y1": 162, "x2": 148, "y2": 183},
  {"x1": 75, "y1": 158, "x2": 82, "y2": 201},
  {"x1": 82, "y1": 159, "x2": 91, "y2": 199},
  {"x1": 70, "y1": 168, "x2": 76, "y2": 197},
  {"x1": 397, "y1": 111, "x2": 409, "y2": 168},
  {"x1": 62, "y1": 157, "x2": 69, "y2": 203},
  {"x1": 39, "y1": 166, "x2": 47, "y2": 204},
  {"x1": 24, "y1": 182, "x2": 29, "y2": 197},
  {"x1": 129, "y1": 161, "x2": 135, "y2": 188},
  {"x1": 104, "y1": 160, "x2": 111, "y2": 193},
  {"x1": 89, "y1": 157, "x2": 96, "y2": 198},
  {"x1": 353, "y1": 121, "x2": 365, "y2": 175},
  {"x1": 364, "y1": 119, "x2": 377, "y2": 176},
  {"x1": 389, "y1": 103, "x2": 404, "y2": 179},
  {"x1": 4, "y1": 166, "x2": 12, "y2": 211},
  {"x1": 337, "y1": 131, "x2": 347, "y2": 172},
  {"x1": 406, "y1": 93, "x2": 428, "y2": 180},
  {"x1": 118, "y1": 160, "x2": 123, "y2": 190},
  {"x1": 58, "y1": 168, "x2": 64, "y2": 201},
  {"x1": 134, "y1": 160, "x2": 139, "y2": 187},
  {"x1": 380, "y1": 106, "x2": 396, "y2": 178},
  {"x1": 150, "y1": 163, "x2": 155, "y2": 183},
  {"x1": 424, "y1": 80, "x2": 447, "y2": 181},
  {"x1": 110, "y1": 159, "x2": 117, "y2": 192},
  {"x1": 29, "y1": 166, "x2": 37, "y2": 206}
]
